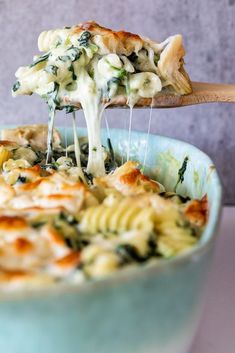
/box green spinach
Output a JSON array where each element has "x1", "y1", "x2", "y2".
[
  {"x1": 174, "y1": 156, "x2": 189, "y2": 191},
  {"x1": 78, "y1": 31, "x2": 91, "y2": 47},
  {"x1": 12, "y1": 81, "x2": 21, "y2": 92},
  {"x1": 30, "y1": 53, "x2": 50, "y2": 67}
]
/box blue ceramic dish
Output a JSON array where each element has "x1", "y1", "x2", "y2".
[{"x1": 0, "y1": 128, "x2": 222, "y2": 353}]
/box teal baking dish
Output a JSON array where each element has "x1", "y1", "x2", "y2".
[{"x1": 0, "y1": 127, "x2": 222, "y2": 353}]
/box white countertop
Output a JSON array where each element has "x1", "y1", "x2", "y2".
[{"x1": 189, "y1": 207, "x2": 235, "y2": 353}]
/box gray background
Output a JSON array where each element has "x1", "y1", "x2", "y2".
[{"x1": 0, "y1": 0, "x2": 234, "y2": 203}]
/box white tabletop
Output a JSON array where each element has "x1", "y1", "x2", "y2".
[{"x1": 189, "y1": 207, "x2": 235, "y2": 353}]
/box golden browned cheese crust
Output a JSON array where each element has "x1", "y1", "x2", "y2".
[
  {"x1": 72, "y1": 21, "x2": 145, "y2": 56},
  {"x1": 184, "y1": 195, "x2": 208, "y2": 227}
]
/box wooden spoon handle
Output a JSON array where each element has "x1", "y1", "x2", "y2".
[
  {"x1": 107, "y1": 82, "x2": 235, "y2": 108},
  {"x1": 174, "y1": 81, "x2": 235, "y2": 107}
]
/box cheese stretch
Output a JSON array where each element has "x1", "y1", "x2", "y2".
[{"x1": 12, "y1": 21, "x2": 192, "y2": 177}]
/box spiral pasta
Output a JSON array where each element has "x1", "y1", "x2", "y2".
[
  {"x1": 38, "y1": 28, "x2": 72, "y2": 52},
  {"x1": 78, "y1": 200, "x2": 155, "y2": 235},
  {"x1": 157, "y1": 230, "x2": 197, "y2": 258},
  {"x1": 155, "y1": 208, "x2": 197, "y2": 257}
]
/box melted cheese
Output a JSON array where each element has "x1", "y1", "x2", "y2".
[{"x1": 12, "y1": 22, "x2": 191, "y2": 177}]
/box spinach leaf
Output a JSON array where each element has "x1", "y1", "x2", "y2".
[
  {"x1": 128, "y1": 52, "x2": 138, "y2": 63},
  {"x1": 17, "y1": 175, "x2": 27, "y2": 184},
  {"x1": 30, "y1": 53, "x2": 50, "y2": 68},
  {"x1": 58, "y1": 47, "x2": 81, "y2": 62},
  {"x1": 106, "y1": 137, "x2": 117, "y2": 170},
  {"x1": 78, "y1": 31, "x2": 91, "y2": 47},
  {"x1": 116, "y1": 244, "x2": 144, "y2": 264},
  {"x1": 174, "y1": 156, "x2": 189, "y2": 191},
  {"x1": 68, "y1": 64, "x2": 77, "y2": 80},
  {"x1": 31, "y1": 221, "x2": 46, "y2": 229},
  {"x1": 12, "y1": 81, "x2": 21, "y2": 92},
  {"x1": 65, "y1": 105, "x2": 77, "y2": 114},
  {"x1": 67, "y1": 46, "x2": 82, "y2": 61}
]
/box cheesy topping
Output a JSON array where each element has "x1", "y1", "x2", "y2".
[
  {"x1": 12, "y1": 21, "x2": 191, "y2": 178},
  {"x1": 0, "y1": 126, "x2": 207, "y2": 290}
]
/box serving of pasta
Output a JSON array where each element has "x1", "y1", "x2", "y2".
[
  {"x1": 0, "y1": 125, "x2": 207, "y2": 289},
  {"x1": 0, "y1": 21, "x2": 209, "y2": 290}
]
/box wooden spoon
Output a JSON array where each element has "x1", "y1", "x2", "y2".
[{"x1": 107, "y1": 82, "x2": 235, "y2": 108}]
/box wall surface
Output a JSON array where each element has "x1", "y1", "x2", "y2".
[{"x1": 0, "y1": 0, "x2": 234, "y2": 203}]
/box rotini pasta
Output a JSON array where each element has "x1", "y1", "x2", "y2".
[
  {"x1": 78, "y1": 200, "x2": 155, "y2": 235},
  {"x1": 38, "y1": 28, "x2": 73, "y2": 52}
]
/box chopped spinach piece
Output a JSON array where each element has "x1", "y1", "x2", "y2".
[
  {"x1": 65, "y1": 105, "x2": 76, "y2": 114},
  {"x1": 68, "y1": 64, "x2": 77, "y2": 80},
  {"x1": 128, "y1": 52, "x2": 138, "y2": 62},
  {"x1": 84, "y1": 171, "x2": 93, "y2": 184},
  {"x1": 174, "y1": 156, "x2": 189, "y2": 191},
  {"x1": 30, "y1": 53, "x2": 50, "y2": 68},
  {"x1": 147, "y1": 236, "x2": 157, "y2": 256},
  {"x1": 78, "y1": 31, "x2": 91, "y2": 47},
  {"x1": 17, "y1": 175, "x2": 27, "y2": 183},
  {"x1": 12, "y1": 81, "x2": 21, "y2": 92},
  {"x1": 107, "y1": 137, "x2": 116, "y2": 168},
  {"x1": 92, "y1": 147, "x2": 97, "y2": 152},
  {"x1": 116, "y1": 244, "x2": 144, "y2": 264},
  {"x1": 31, "y1": 221, "x2": 46, "y2": 229},
  {"x1": 67, "y1": 46, "x2": 82, "y2": 61},
  {"x1": 59, "y1": 212, "x2": 77, "y2": 225},
  {"x1": 45, "y1": 65, "x2": 58, "y2": 76},
  {"x1": 58, "y1": 47, "x2": 81, "y2": 62}
]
